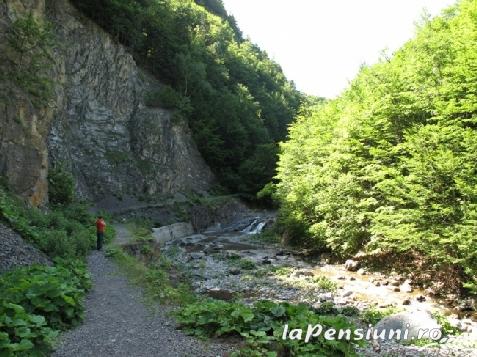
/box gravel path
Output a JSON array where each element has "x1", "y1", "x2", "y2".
[{"x1": 53, "y1": 250, "x2": 231, "y2": 356}]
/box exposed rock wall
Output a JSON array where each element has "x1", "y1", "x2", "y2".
[
  {"x1": 0, "y1": 0, "x2": 215, "y2": 205},
  {"x1": 0, "y1": 0, "x2": 53, "y2": 206}
]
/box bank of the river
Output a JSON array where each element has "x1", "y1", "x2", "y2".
[{"x1": 159, "y1": 213, "x2": 477, "y2": 356}]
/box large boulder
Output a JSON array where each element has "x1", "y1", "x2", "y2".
[
  {"x1": 344, "y1": 259, "x2": 360, "y2": 272},
  {"x1": 375, "y1": 310, "x2": 441, "y2": 341},
  {"x1": 152, "y1": 222, "x2": 194, "y2": 244}
]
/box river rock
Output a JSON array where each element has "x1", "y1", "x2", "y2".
[
  {"x1": 152, "y1": 223, "x2": 194, "y2": 244},
  {"x1": 458, "y1": 300, "x2": 475, "y2": 312},
  {"x1": 342, "y1": 290, "x2": 353, "y2": 298},
  {"x1": 229, "y1": 268, "x2": 241, "y2": 275},
  {"x1": 294, "y1": 270, "x2": 314, "y2": 277},
  {"x1": 400, "y1": 280, "x2": 413, "y2": 293},
  {"x1": 319, "y1": 292, "x2": 334, "y2": 302},
  {"x1": 416, "y1": 295, "x2": 426, "y2": 303},
  {"x1": 345, "y1": 259, "x2": 360, "y2": 272},
  {"x1": 205, "y1": 288, "x2": 235, "y2": 301},
  {"x1": 375, "y1": 311, "x2": 441, "y2": 340},
  {"x1": 190, "y1": 252, "x2": 205, "y2": 260}
]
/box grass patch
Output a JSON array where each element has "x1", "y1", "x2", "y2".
[
  {"x1": 312, "y1": 276, "x2": 338, "y2": 292},
  {"x1": 360, "y1": 306, "x2": 400, "y2": 326}
]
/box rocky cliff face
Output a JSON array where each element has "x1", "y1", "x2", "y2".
[
  {"x1": 0, "y1": 0, "x2": 53, "y2": 206},
  {"x1": 0, "y1": 0, "x2": 214, "y2": 205}
]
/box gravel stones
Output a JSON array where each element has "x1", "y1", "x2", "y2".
[
  {"x1": 0, "y1": 223, "x2": 51, "y2": 273},
  {"x1": 53, "y1": 251, "x2": 231, "y2": 356}
]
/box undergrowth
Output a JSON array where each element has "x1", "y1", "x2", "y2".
[
  {"x1": 176, "y1": 299, "x2": 361, "y2": 356},
  {"x1": 0, "y1": 262, "x2": 91, "y2": 355},
  {"x1": 0, "y1": 185, "x2": 106, "y2": 354}
]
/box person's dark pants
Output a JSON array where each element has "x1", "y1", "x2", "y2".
[{"x1": 97, "y1": 232, "x2": 104, "y2": 250}]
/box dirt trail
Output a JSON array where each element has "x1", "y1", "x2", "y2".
[{"x1": 53, "y1": 224, "x2": 230, "y2": 357}]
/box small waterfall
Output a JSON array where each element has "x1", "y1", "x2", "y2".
[
  {"x1": 241, "y1": 218, "x2": 267, "y2": 235},
  {"x1": 250, "y1": 221, "x2": 266, "y2": 235},
  {"x1": 241, "y1": 219, "x2": 258, "y2": 234}
]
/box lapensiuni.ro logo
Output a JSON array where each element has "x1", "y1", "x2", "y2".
[{"x1": 282, "y1": 324, "x2": 444, "y2": 343}]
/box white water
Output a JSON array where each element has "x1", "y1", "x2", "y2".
[{"x1": 242, "y1": 219, "x2": 267, "y2": 235}]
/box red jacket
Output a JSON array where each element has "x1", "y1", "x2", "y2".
[{"x1": 96, "y1": 219, "x2": 106, "y2": 233}]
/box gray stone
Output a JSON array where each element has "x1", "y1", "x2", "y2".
[
  {"x1": 319, "y1": 292, "x2": 333, "y2": 302},
  {"x1": 189, "y1": 252, "x2": 206, "y2": 260},
  {"x1": 0, "y1": 224, "x2": 51, "y2": 273},
  {"x1": 375, "y1": 311, "x2": 441, "y2": 340},
  {"x1": 228, "y1": 268, "x2": 241, "y2": 275},
  {"x1": 152, "y1": 223, "x2": 194, "y2": 244},
  {"x1": 342, "y1": 290, "x2": 353, "y2": 298},
  {"x1": 344, "y1": 259, "x2": 360, "y2": 271},
  {"x1": 400, "y1": 280, "x2": 413, "y2": 293}
]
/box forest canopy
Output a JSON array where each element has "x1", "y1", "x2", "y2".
[
  {"x1": 275, "y1": 0, "x2": 477, "y2": 292},
  {"x1": 70, "y1": 0, "x2": 302, "y2": 195}
]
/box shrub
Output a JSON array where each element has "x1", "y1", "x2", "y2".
[
  {"x1": 0, "y1": 303, "x2": 58, "y2": 356},
  {"x1": 0, "y1": 186, "x2": 96, "y2": 259},
  {"x1": 38, "y1": 229, "x2": 75, "y2": 258},
  {"x1": 313, "y1": 276, "x2": 338, "y2": 292},
  {"x1": 48, "y1": 165, "x2": 75, "y2": 205},
  {"x1": 177, "y1": 299, "x2": 359, "y2": 356},
  {"x1": 360, "y1": 307, "x2": 399, "y2": 326},
  {"x1": 0, "y1": 264, "x2": 90, "y2": 330}
]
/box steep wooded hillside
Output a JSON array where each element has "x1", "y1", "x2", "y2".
[{"x1": 275, "y1": 0, "x2": 477, "y2": 293}]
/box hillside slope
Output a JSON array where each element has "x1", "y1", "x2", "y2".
[{"x1": 276, "y1": 0, "x2": 477, "y2": 293}]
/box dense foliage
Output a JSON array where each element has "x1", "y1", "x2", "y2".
[
  {"x1": 70, "y1": 0, "x2": 302, "y2": 194},
  {"x1": 47, "y1": 165, "x2": 75, "y2": 205},
  {"x1": 276, "y1": 0, "x2": 477, "y2": 291},
  {"x1": 0, "y1": 186, "x2": 107, "y2": 354},
  {"x1": 177, "y1": 299, "x2": 358, "y2": 356},
  {"x1": 0, "y1": 263, "x2": 90, "y2": 355},
  {"x1": 0, "y1": 186, "x2": 113, "y2": 258}
]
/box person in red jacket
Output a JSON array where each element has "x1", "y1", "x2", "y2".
[{"x1": 96, "y1": 216, "x2": 106, "y2": 251}]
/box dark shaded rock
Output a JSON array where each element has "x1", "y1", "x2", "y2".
[
  {"x1": 229, "y1": 268, "x2": 241, "y2": 275},
  {"x1": 416, "y1": 295, "x2": 426, "y2": 303}
]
